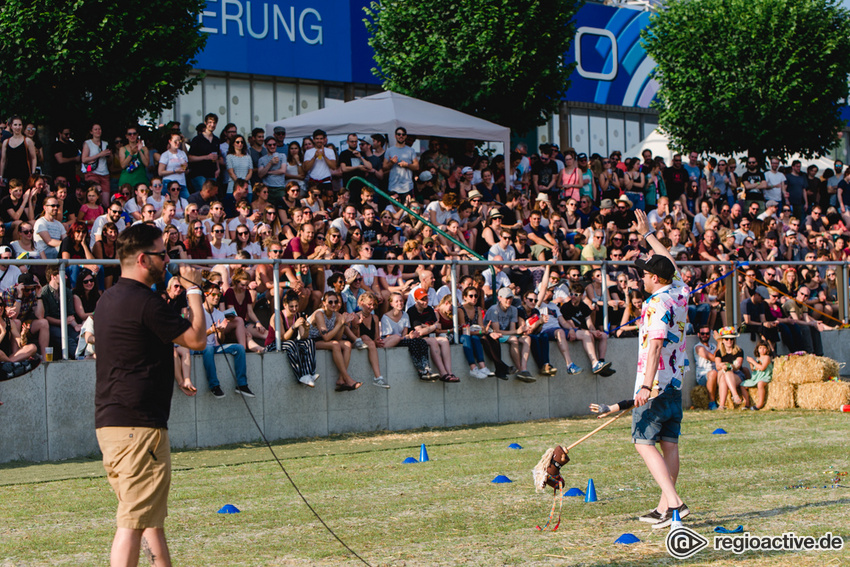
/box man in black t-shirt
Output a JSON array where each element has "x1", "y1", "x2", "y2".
[
  {"x1": 52, "y1": 128, "x2": 80, "y2": 189},
  {"x1": 94, "y1": 224, "x2": 206, "y2": 565},
  {"x1": 339, "y1": 133, "x2": 375, "y2": 206},
  {"x1": 740, "y1": 158, "x2": 767, "y2": 206},
  {"x1": 531, "y1": 144, "x2": 559, "y2": 196},
  {"x1": 187, "y1": 113, "x2": 221, "y2": 194},
  {"x1": 663, "y1": 154, "x2": 689, "y2": 208},
  {"x1": 559, "y1": 282, "x2": 612, "y2": 375}
]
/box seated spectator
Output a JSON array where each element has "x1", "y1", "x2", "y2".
[
  {"x1": 6, "y1": 273, "x2": 49, "y2": 357},
  {"x1": 223, "y1": 269, "x2": 266, "y2": 344},
  {"x1": 406, "y1": 269, "x2": 437, "y2": 309},
  {"x1": 615, "y1": 290, "x2": 644, "y2": 339},
  {"x1": 266, "y1": 290, "x2": 318, "y2": 387},
  {"x1": 33, "y1": 196, "x2": 67, "y2": 259},
  {"x1": 353, "y1": 291, "x2": 389, "y2": 388},
  {"x1": 484, "y1": 287, "x2": 533, "y2": 381},
  {"x1": 380, "y1": 291, "x2": 436, "y2": 380},
  {"x1": 693, "y1": 326, "x2": 719, "y2": 410},
  {"x1": 196, "y1": 281, "x2": 254, "y2": 398},
  {"x1": 518, "y1": 289, "x2": 556, "y2": 377},
  {"x1": 60, "y1": 222, "x2": 96, "y2": 287},
  {"x1": 184, "y1": 220, "x2": 212, "y2": 260},
  {"x1": 0, "y1": 294, "x2": 40, "y2": 387},
  {"x1": 457, "y1": 285, "x2": 495, "y2": 379},
  {"x1": 308, "y1": 291, "x2": 361, "y2": 391},
  {"x1": 0, "y1": 246, "x2": 23, "y2": 295},
  {"x1": 72, "y1": 268, "x2": 99, "y2": 325},
  {"x1": 742, "y1": 340, "x2": 774, "y2": 410},
  {"x1": 715, "y1": 327, "x2": 747, "y2": 408},
  {"x1": 40, "y1": 265, "x2": 78, "y2": 359},
  {"x1": 782, "y1": 286, "x2": 824, "y2": 356},
  {"x1": 407, "y1": 287, "x2": 456, "y2": 382},
  {"x1": 560, "y1": 282, "x2": 613, "y2": 375}
]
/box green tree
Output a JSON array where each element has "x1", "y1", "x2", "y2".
[
  {"x1": 642, "y1": 0, "x2": 850, "y2": 160},
  {"x1": 364, "y1": 0, "x2": 579, "y2": 135},
  {"x1": 0, "y1": 0, "x2": 207, "y2": 135}
]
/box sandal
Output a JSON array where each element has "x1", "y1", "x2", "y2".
[{"x1": 440, "y1": 374, "x2": 460, "y2": 383}]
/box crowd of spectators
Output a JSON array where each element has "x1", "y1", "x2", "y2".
[{"x1": 0, "y1": 112, "x2": 843, "y2": 398}]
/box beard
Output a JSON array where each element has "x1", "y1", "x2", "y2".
[{"x1": 148, "y1": 262, "x2": 167, "y2": 285}]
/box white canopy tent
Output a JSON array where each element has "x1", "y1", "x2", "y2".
[
  {"x1": 265, "y1": 91, "x2": 512, "y2": 188},
  {"x1": 624, "y1": 129, "x2": 836, "y2": 172}
]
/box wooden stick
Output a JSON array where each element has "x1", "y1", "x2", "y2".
[{"x1": 566, "y1": 409, "x2": 631, "y2": 451}]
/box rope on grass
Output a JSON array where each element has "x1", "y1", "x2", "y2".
[{"x1": 179, "y1": 274, "x2": 373, "y2": 567}]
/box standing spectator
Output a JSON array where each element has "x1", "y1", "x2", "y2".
[
  {"x1": 0, "y1": 116, "x2": 37, "y2": 191},
  {"x1": 257, "y1": 137, "x2": 287, "y2": 206},
  {"x1": 34, "y1": 197, "x2": 67, "y2": 259},
  {"x1": 118, "y1": 126, "x2": 150, "y2": 188},
  {"x1": 52, "y1": 126, "x2": 81, "y2": 189},
  {"x1": 383, "y1": 127, "x2": 418, "y2": 197},
  {"x1": 224, "y1": 135, "x2": 253, "y2": 194},
  {"x1": 158, "y1": 133, "x2": 190, "y2": 198},
  {"x1": 662, "y1": 154, "x2": 688, "y2": 212},
  {"x1": 303, "y1": 129, "x2": 337, "y2": 194},
  {"x1": 187, "y1": 113, "x2": 221, "y2": 194},
  {"x1": 247, "y1": 127, "x2": 265, "y2": 169},
  {"x1": 79, "y1": 123, "x2": 111, "y2": 205},
  {"x1": 784, "y1": 160, "x2": 808, "y2": 219}
]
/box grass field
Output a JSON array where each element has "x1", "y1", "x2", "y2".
[{"x1": 1, "y1": 409, "x2": 849, "y2": 566}]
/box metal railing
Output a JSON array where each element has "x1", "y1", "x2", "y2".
[{"x1": 4, "y1": 257, "x2": 847, "y2": 360}]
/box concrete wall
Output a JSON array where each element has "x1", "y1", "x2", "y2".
[{"x1": 2, "y1": 330, "x2": 846, "y2": 464}]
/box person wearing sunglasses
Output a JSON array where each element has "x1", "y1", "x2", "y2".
[
  {"x1": 33, "y1": 197, "x2": 67, "y2": 259},
  {"x1": 308, "y1": 291, "x2": 362, "y2": 391}
]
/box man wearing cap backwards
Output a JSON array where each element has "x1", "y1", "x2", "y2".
[{"x1": 631, "y1": 209, "x2": 690, "y2": 529}]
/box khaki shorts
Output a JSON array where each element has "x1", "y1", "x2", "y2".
[{"x1": 96, "y1": 427, "x2": 171, "y2": 529}]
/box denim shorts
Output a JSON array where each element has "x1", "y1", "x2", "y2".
[{"x1": 632, "y1": 387, "x2": 682, "y2": 445}]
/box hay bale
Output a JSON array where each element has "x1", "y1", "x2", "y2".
[
  {"x1": 796, "y1": 381, "x2": 850, "y2": 410},
  {"x1": 690, "y1": 385, "x2": 710, "y2": 409},
  {"x1": 764, "y1": 382, "x2": 796, "y2": 410},
  {"x1": 772, "y1": 354, "x2": 840, "y2": 385}
]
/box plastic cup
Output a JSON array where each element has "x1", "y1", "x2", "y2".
[{"x1": 45, "y1": 347, "x2": 53, "y2": 362}]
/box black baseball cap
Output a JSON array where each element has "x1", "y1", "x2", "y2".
[
  {"x1": 635, "y1": 255, "x2": 675, "y2": 281},
  {"x1": 18, "y1": 273, "x2": 37, "y2": 286}
]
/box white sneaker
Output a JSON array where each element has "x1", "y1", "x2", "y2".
[
  {"x1": 373, "y1": 376, "x2": 390, "y2": 389},
  {"x1": 470, "y1": 367, "x2": 484, "y2": 379},
  {"x1": 312, "y1": 373, "x2": 320, "y2": 383},
  {"x1": 354, "y1": 338, "x2": 368, "y2": 350},
  {"x1": 299, "y1": 374, "x2": 316, "y2": 387}
]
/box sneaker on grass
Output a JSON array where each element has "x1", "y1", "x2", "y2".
[
  {"x1": 651, "y1": 503, "x2": 690, "y2": 529},
  {"x1": 235, "y1": 384, "x2": 255, "y2": 397}
]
